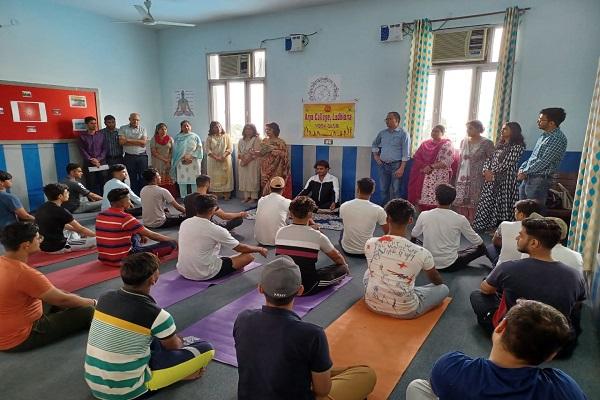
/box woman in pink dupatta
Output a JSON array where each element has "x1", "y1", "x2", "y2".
[{"x1": 408, "y1": 125, "x2": 457, "y2": 210}]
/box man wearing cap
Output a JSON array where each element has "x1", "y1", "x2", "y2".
[
  {"x1": 254, "y1": 176, "x2": 291, "y2": 246},
  {"x1": 234, "y1": 256, "x2": 376, "y2": 400}
]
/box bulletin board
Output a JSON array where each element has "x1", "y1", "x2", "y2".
[{"x1": 0, "y1": 81, "x2": 99, "y2": 141}]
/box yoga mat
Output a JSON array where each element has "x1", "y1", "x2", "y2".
[
  {"x1": 151, "y1": 262, "x2": 262, "y2": 308},
  {"x1": 244, "y1": 208, "x2": 344, "y2": 231},
  {"x1": 182, "y1": 276, "x2": 353, "y2": 367},
  {"x1": 46, "y1": 251, "x2": 179, "y2": 292},
  {"x1": 28, "y1": 247, "x2": 97, "y2": 268},
  {"x1": 325, "y1": 298, "x2": 452, "y2": 400}
]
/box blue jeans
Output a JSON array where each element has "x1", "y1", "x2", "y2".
[
  {"x1": 378, "y1": 161, "x2": 402, "y2": 206},
  {"x1": 519, "y1": 175, "x2": 550, "y2": 212}
]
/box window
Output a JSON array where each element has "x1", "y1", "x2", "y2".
[
  {"x1": 207, "y1": 49, "x2": 266, "y2": 140},
  {"x1": 423, "y1": 27, "x2": 503, "y2": 145}
]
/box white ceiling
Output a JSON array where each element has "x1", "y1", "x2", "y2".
[{"x1": 49, "y1": 0, "x2": 352, "y2": 25}]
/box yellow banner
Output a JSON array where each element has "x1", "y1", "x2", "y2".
[{"x1": 303, "y1": 103, "x2": 355, "y2": 138}]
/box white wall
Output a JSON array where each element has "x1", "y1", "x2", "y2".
[
  {"x1": 0, "y1": 0, "x2": 162, "y2": 129},
  {"x1": 157, "y1": 0, "x2": 600, "y2": 151}
]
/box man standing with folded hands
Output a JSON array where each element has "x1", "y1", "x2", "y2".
[{"x1": 234, "y1": 256, "x2": 376, "y2": 400}]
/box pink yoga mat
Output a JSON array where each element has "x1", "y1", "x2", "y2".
[
  {"x1": 28, "y1": 248, "x2": 97, "y2": 268},
  {"x1": 47, "y1": 251, "x2": 179, "y2": 292},
  {"x1": 181, "y1": 276, "x2": 353, "y2": 367},
  {"x1": 151, "y1": 262, "x2": 262, "y2": 308}
]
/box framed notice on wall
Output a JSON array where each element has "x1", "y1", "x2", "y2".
[{"x1": 0, "y1": 81, "x2": 99, "y2": 141}]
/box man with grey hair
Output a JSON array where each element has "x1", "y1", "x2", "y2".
[
  {"x1": 119, "y1": 112, "x2": 147, "y2": 194},
  {"x1": 234, "y1": 256, "x2": 376, "y2": 400}
]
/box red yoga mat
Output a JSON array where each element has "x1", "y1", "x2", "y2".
[
  {"x1": 46, "y1": 251, "x2": 179, "y2": 292},
  {"x1": 28, "y1": 248, "x2": 97, "y2": 268}
]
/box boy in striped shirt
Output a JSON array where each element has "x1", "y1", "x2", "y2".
[
  {"x1": 85, "y1": 252, "x2": 214, "y2": 400},
  {"x1": 95, "y1": 188, "x2": 176, "y2": 266}
]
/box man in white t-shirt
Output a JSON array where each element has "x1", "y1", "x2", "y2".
[
  {"x1": 411, "y1": 184, "x2": 485, "y2": 271},
  {"x1": 140, "y1": 168, "x2": 186, "y2": 229},
  {"x1": 521, "y1": 217, "x2": 583, "y2": 271},
  {"x1": 489, "y1": 199, "x2": 541, "y2": 266},
  {"x1": 177, "y1": 194, "x2": 268, "y2": 281},
  {"x1": 365, "y1": 199, "x2": 448, "y2": 319},
  {"x1": 255, "y1": 177, "x2": 291, "y2": 246},
  {"x1": 339, "y1": 177, "x2": 388, "y2": 258}
]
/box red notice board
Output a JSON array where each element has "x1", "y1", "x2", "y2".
[{"x1": 0, "y1": 81, "x2": 99, "y2": 140}]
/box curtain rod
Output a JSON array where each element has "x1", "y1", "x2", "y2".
[{"x1": 403, "y1": 7, "x2": 530, "y2": 26}]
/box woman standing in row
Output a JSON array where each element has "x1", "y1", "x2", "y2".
[
  {"x1": 206, "y1": 121, "x2": 234, "y2": 200},
  {"x1": 473, "y1": 122, "x2": 525, "y2": 231},
  {"x1": 171, "y1": 120, "x2": 203, "y2": 197},
  {"x1": 454, "y1": 120, "x2": 495, "y2": 222},
  {"x1": 237, "y1": 124, "x2": 262, "y2": 202},
  {"x1": 260, "y1": 122, "x2": 290, "y2": 196},
  {"x1": 150, "y1": 123, "x2": 174, "y2": 185}
]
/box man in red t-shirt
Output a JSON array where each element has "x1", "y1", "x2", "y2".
[
  {"x1": 96, "y1": 188, "x2": 177, "y2": 266},
  {"x1": 0, "y1": 222, "x2": 96, "y2": 351}
]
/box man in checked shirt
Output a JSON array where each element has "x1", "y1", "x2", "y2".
[{"x1": 517, "y1": 107, "x2": 567, "y2": 212}]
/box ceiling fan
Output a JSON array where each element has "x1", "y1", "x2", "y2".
[{"x1": 116, "y1": 0, "x2": 196, "y2": 27}]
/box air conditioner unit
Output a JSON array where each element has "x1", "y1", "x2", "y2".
[
  {"x1": 219, "y1": 53, "x2": 251, "y2": 78},
  {"x1": 432, "y1": 27, "x2": 489, "y2": 64}
]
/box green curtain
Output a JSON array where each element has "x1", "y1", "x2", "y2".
[
  {"x1": 404, "y1": 19, "x2": 433, "y2": 154},
  {"x1": 489, "y1": 7, "x2": 520, "y2": 143},
  {"x1": 569, "y1": 58, "x2": 600, "y2": 275}
]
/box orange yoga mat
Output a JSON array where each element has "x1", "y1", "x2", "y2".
[
  {"x1": 325, "y1": 298, "x2": 451, "y2": 400},
  {"x1": 46, "y1": 251, "x2": 179, "y2": 292}
]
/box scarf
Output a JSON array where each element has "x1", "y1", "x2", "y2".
[{"x1": 154, "y1": 133, "x2": 171, "y2": 146}]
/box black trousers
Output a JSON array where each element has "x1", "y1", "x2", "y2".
[
  {"x1": 469, "y1": 290, "x2": 500, "y2": 334},
  {"x1": 303, "y1": 264, "x2": 348, "y2": 296},
  {"x1": 441, "y1": 243, "x2": 486, "y2": 272},
  {"x1": 124, "y1": 153, "x2": 148, "y2": 195}
]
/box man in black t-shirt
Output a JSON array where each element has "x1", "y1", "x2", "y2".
[
  {"x1": 234, "y1": 256, "x2": 375, "y2": 400},
  {"x1": 62, "y1": 163, "x2": 103, "y2": 213},
  {"x1": 35, "y1": 183, "x2": 96, "y2": 253}
]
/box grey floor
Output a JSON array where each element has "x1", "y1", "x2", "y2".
[{"x1": 1, "y1": 199, "x2": 598, "y2": 399}]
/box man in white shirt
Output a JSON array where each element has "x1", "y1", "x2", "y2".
[
  {"x1": 411, "y1": 184, "x2": 485, "y2": 271},
  {"x1": 119, "y1": 112, "x2": 147, "y2": 195},
  {"x1": 297, "y1": 160, "x2": 340, "y2": 211},
  {"x1": 177, "y1": 194, "x2": 268, "y2": 281},
  {"x1": 521, "y1": 217, "x2": 583, "y2": 271},
  {"x1": 140, "y1": 168, "x2": 186, "y2": 229},
  {"x1": 102, "y1": 164, "x2": 142, "y2": 215},
  {"x1": 339, "y1": 177, "x2": 388, "y2": 258},
  {"x1": 489, "y1": 199, "x2": 541, "y2": 266},
  {"x1": 364, "y1": 198, "x2": 448, "y2": 319},
  {"x1": 255, "y1": 176, "x2": 291, "y2": 246}
]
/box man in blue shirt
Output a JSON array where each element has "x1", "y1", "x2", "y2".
[
  {"x1": 406, "y1": 299, "x2": 587, "y2": 400},
  {"x1": 372, "y1": 112, "x2": 411, "y2": 205},
  {"x1": 0, "y1": 171, "x2": 35, "y2": 230},
  {"x1": 518, "y1": 107, "x2": 567, "y2": 211}
]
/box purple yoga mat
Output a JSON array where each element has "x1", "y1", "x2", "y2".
[
  {"x1": 151, "y1": 262, "x2": 262, "y2": 308},
  {"x1": 181, "y1": 275, "x2": 353, "y2": 367}
]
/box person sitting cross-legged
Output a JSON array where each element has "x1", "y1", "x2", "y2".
[
  {"x1": 177, "y1": 194, "x2": 267, "y2": 281},
  {"x1": 487, "y1": 199, "x2": 541, "y2": 266},
  {"x1": 140, "y1": 168, "x2": 186, "y2": 229},
  {"x1": 184, "y1": 174, "x2": 247, "y2": 231},
  {"x1": 339, "y1": 177, "x2": 388, "y2": 258},
  {"x1": 96, "y1": 188, "x2": 177, "y2": 266},
  {"x1": 254, "y1": 176, "x2": 291, "y2": 246},
  {"x1": 411, "y1": 183, "x2": 485, "y2": 271},
  {"x1": 0, "y1": 170, "x2": 35, "y2": 230},
  {"x1": 234, "y1": 255, "x2": 376, "y2": 400},
  {"x1": 0, "y1": 222, "x2": 95, "y2": 352},
  {"x1": 298, "y1": 159, "x2": 340, "y2": 212},
  {"x1": 85, "y1": 252, "x2": 214, "y2": 400},
  {"x1": 62, "y1": 163, "x2": 103, "y2": 214},
  {"x1": 275, "y1": 196, "x2": 349, "y2": 296},
  {"x1": 102, "y1": 163, "x2": 142, "y2": 216},
  {"x1": 406, "y1": 300, "x2": 587, "y2": 400},
  {"x1": 364, "y1": 199, "x2": 449, "y2": 319},
  {"x1": 35, "y1": 183, "x2": 96, "y2": 253},
  {"x1": 470, "y1": 217, "x2": 586, "y2": 358}
]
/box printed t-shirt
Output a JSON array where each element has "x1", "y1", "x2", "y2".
[
  {"x1": 0, "y1": 256, "x2": 53, "y2": 350},
  {"x1": 176, "y1": 217, "x2": 239, "y2": 280},
  {"x1": 62, "y1": 178, "x2": 91, "y2": 212},
  {"x1": 95, "y1": 208, "x2": 144, "y2": 266},
  {"x1": 339, "y1": 198, "x2": 387, "y2": 254},
  {"x1": 364, "y1": 235, "x2": 435, "y2": 315},
  {"x1": 85, "y1": 289, "x2": 176, "y2": 400},
  {"x1": 140, "y1": 185, "x2": 175, "y2": 228},
  {"x1": 234, "y1": 306, "x2": 332, "y2": 400},
  {"x1": 254, "y1": 193, "x2": 291, "y2": 246},
  {"x1": 35, "y1": 201, "x2": 74, "y2": 252}
]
